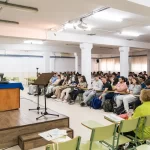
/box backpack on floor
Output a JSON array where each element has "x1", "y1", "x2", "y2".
[
  {"x1": 103, "y1": 99, "x2": 114, "y2": 112},
  {"x1": 90, "y1": 96, "x2": 102, "y2": 109},
  {"x1": 113, "y1": 104, "x2": 125, "y2": 115}
]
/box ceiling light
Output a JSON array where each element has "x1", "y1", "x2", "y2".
[
  {"x1": 128, "y1": 0, "x2": 150, "y2": 7},
  {"x1": 24, "y1": 40, "x2": 43, "y2": 44},
  {"x1": 0, "y1": 1, "x2": 38, "y2": 12},
  {"x1": 93, "y1": 11, "x2": 123, "y2": 22},
  {"x1": 120, "y1": 31, "x2": 141, "y2": 37}
]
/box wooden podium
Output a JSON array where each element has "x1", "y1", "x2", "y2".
[{"x1": 0, "y1": 88, "x2": 20, "y2": 111}]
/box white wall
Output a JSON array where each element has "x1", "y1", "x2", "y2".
[
  {"x1": 0, "y1": 55, "x2": 76, "y2": 84},
  {"x1": 54, "y1": 58, "x2": 75, "y2": 72},
  {"x1": 0, "y1": 56, "x2": 44, "y2": 84}
]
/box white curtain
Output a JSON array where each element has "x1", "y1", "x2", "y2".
[
  {"x1": 100, "y1": 58, "x2": 120, "y2": 72},
  {"x1": 131, "y1": 56, "x2": 147, "y2": 73},
  {"x1": 91, "y1": 59, "x2": 99, "y2": 72}
]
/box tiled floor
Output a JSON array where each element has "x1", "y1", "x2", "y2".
[{"x1": 1, "y1": 87, "x2": 111, "y2": 150}]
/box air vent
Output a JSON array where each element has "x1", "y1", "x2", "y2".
[
  {"x1": 66, "y1": 44, "x2": 79, "y2": 47},
  {"x1": 127, "y1": 39, "x2": 134, "y2": 41},
  {"x1": 87, "y1": 33, "x2": 96, "y2": 36}
]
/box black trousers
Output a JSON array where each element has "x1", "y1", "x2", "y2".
[
  {"x1": 70, "y1": 89, "x2": 84, "y2": 101},
  {"x1": 133, "y1": 98, "x2": 142, "y2": 110}
]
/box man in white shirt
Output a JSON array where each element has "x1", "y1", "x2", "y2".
[{"x1": 80, "y1": 74, "x2": 103, "y2": 107}]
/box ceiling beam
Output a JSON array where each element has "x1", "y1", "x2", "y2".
[{"x1": 47, "y1": 31, "x2": 150, "y2": 49}]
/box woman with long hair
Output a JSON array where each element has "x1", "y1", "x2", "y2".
[
  {"x1": 69, "y1": 76, "x2": 87, "y2": 105},
  {"x1": 115, "y1": 77, "x2": 141, "y2": 112}
]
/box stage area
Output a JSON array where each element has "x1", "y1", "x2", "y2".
[
  {"x1": 0, "y1": 98, "x2": 70, "y2": 149},
  {"x1": 0, "y1": 87, "x2": 110, "y2": 150}
]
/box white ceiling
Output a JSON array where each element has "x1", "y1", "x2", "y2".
[{"x1": 0, "y1": 0, "x2": 150, "y2": 42}]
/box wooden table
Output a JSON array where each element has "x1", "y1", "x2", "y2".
[
  {"x1": 0, "y1": 82, "x2": 23, "y2": 112},
  {"x1": 0, "y1": 88, "x2": 20, "y2": 111}
]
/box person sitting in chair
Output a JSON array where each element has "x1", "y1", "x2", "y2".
[
  {"x1": 115, "y1": 77, "x2": 141, "y2": 113},
  {"x1": 99, "y1": 76, "x2": 112, "y2": 106},
  {"x1": 125, "y1": 89, "x2": 150, "y2": 139},
  {"x1": 46, "y1": 75, "x2": 61, "y2": 95},
  {"x1": 80, "y1": 74, "x2": 103, "y2": 107},
  {"x1": 69, "y1": 76, "x2": 87, "y2": 105}
]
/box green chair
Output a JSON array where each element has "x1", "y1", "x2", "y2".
[
  {"x1": 45, "y1": 136, "x2": 81, "y2": 150},
  {"x1": 28, "y1": 77, "x2": 36, "y2": 85},
  {"x1": 4, "y1": 77, "x2": 12, "y2": 81},
  {"x1": 12, "y1": 77, "x2": 19, "y2": 82},
  {"x1": 103, "y1": 118, "x2": 140, "y2": 149},
  {"x1": 80, "y1": 124, "x2": 117, "y2": 150},
  {"x1": 136, "y1": 144, "x2": 150, "y2": 150},
  {"x1": 137, "y1": 115, "x2": 150, "y2": 145}
]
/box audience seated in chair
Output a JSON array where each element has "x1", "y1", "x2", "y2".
[
  {"x1": 60, "y1": 75, "x2": 79, "y2": 103},
  {"x1": 126, "y1": 89, "x2": 150, "y2": 140},
  {"x1": 46, "y1": 75, "x2": 61, "y2": 95},
  {"x1": 51, "y1": 75, "x2": 70, "y2": 99},
  {"x1": 69, "y1": 76, "x2": 87, "y2": 105},
  {"x1": 98, "y1": 76, "x2": 112, "y2": 106},
  {"x1": 115, "y1": 77, "x2": 141, "y2": 112},
  {"x1": 80, "y1": 74, "x2": 103, "y2": 107}
]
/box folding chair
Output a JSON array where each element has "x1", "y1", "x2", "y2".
[
  {"x1": 104, "y1": 118, "x2": 140, "y2": 149},
  {"x1": 80, "y1": 123, "x2": 117, "y2": 150},
  {"x1": 46, "y1": 136, "x2": 81, "y2": 150}
]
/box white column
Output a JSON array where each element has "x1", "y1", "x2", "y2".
[
  {"x1": 43, "y1": 51, "x2": 50, "y2": 73},
  {"x1": 50, "y1": 52, "x2": 55, "y2": 72},
  {"x1": 80, "y1": 43, "x2": 93, "y2": 88},
  {"x1": 119, "y1": 47, "x2": 130, "y2": 78},
  {"x1": 78, "y1": 53, "x2": 81, "y2": 73},
  {"x1": 147, "y1": 50, "x2": 150, "y2": 75},
  {"x1": 74, "y1": 53, "x2": 78, "y2": 73}
]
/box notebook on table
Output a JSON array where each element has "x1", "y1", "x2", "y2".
[{"x1": 104, "y1": 114, "x2": 124, "y2": 123}]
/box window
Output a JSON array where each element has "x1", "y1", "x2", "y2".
[
  {"x1": 100, "y1": 58, "x2": 120, "y2": 72},
  {"x1": 131, "y1": 56, "x2": 147, "y2": 73}
]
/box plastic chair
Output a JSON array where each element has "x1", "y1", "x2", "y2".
[
  {"x1": 104, "y1": 118, "x2": 140, "y2": 149},
  {"x1": 45, "y1": 136, "x2": 81, "y2": 150},
  {"x1": 137, "y1": 115, "x2": 150, "y2": 144},
  {"x1": 80, "y1": 124, "x2": 117, "y2": 150},
  {"x1": 4, "y1": 77, "x2": 12, "y2": 81},
  {"x1": 28, "y1": 77, "x2": 36, "y2": 85},
  {"x1": 12, "y1": 77, "x2": 19, "y2": 82},
  {"x1": 136, "y1": 144, "x2": 150, "y2": 150}
]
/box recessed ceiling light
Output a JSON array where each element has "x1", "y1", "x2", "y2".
[
  {"x1": 119, "y1": 31, "x2": 141, "y2": 37},
  {"x1": 128, "y1": 0, "x2": 150, "y2": 7},
  {"x1": 24, "y1": 40, "x2": 43, "y2": 44}
]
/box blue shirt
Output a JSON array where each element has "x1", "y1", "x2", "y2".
[
  {"x1": 141, "y1": 83, "x2": 146, "y2": 89},
  {"x1": 51, "y1": 77, "x2": 57, "y2": 83}
]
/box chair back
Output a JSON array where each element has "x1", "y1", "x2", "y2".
[
  {"x1": 140, "y1": 115, "x2": 150, "y2": 140},
  {"x1": 144, "y1": 115, "x2": 150, "y2": 127},
  {"x1": 46, "y1": 136, "x2": 81, "y2": 150},
  {"x1": 119, "y1": 118, "x2": 140, "y2": 133},
  {"x1": 91, "y1": 124, "x2": 116, "y2": 141}
]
